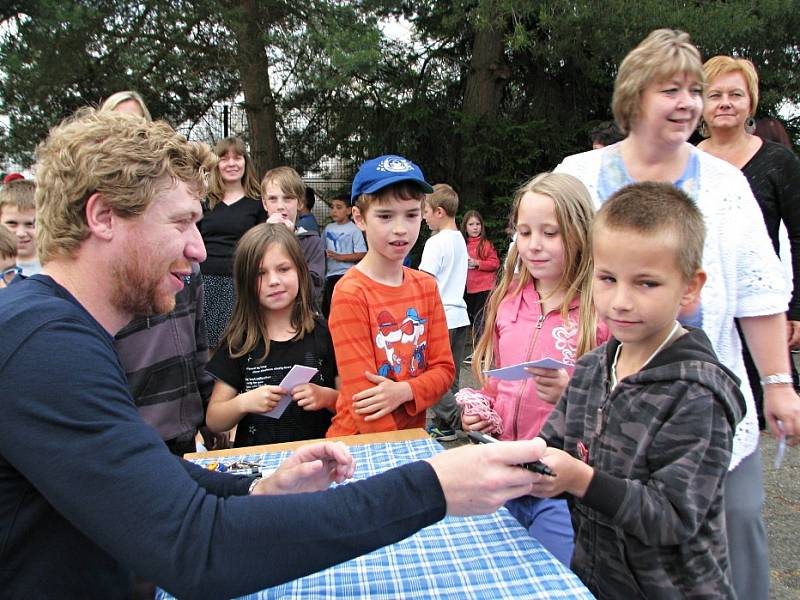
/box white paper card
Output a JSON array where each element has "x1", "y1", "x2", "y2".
[
  {"x1": 263, "y1": 365, "x2": 318, "y2": 418},
  {"x1": 483, "y1": 357, "x2": 568, "y2": 381}
]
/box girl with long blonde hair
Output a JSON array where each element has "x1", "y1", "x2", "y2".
[{"x1": 461, "y1": 172, "x2": 607, "y2": 566}]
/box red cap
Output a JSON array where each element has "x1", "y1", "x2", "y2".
[{"x1": 2, "y1": 173, "x2": 24, "y2": 184}]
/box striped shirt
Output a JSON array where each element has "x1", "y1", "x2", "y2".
[{"x1": 114, "y1": 264, "x2": 212, "y2": 454}]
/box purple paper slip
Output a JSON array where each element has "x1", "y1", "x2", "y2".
[
  {"x1": 263, "y1": 365, "x2": 318, "y2": 418},
  {"x1": 483, "y1": 357, "x2": 568, "y2": 381}
]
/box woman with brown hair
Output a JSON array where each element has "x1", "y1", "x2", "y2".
[{"x1": 200, "y1": 137, "x2": 266, "y2": 347}]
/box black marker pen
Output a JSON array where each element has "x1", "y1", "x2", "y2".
[{"x1": 467, "y1": 430, "x2": 556, "y2": 477}]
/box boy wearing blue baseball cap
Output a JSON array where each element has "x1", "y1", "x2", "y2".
[{"x1": 326, "y1": 155, "x2": 456, "y2": 436}]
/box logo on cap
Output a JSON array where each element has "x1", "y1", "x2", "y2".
[{"x1": 377, "y1": 158, "x2": 415, "y2": 173}]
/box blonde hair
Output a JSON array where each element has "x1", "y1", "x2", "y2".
[
  {"x1": 99, "y1": 90, "x2": 152, "y2": 121},
  {"x1": 0, "y1": 226, "x2": 17, "y2": 259},
  {"x1": 207, "y1": 137, "x2": 261, "y2": 209},
  {"x1": 221, "y1": 223, "x2": 316, "y2": 360},
  {"x1": 703, "y1": 55, "x2": 759, "y2": 117},
  {"x1": 424, "y1": 183, "x2": 459, "y2": 217},
  {"x1": 473, "y1": 173, "x2": 598, "y2": 383},
  {"x1": 354, "y1": 182, "x2": 426, "y2": 215},
  {"x1": 0, "y1": 179, "x2": 36, "y2": 214},
  {"x1": 34, "y1": 107, "x2": 217, "y2": 263},
  {"x1": 261, "y1": 166, "x2": 306, "y2": 204},
  {"x1": 612, "y1": 29, "x2": 703, "y2": 134}
]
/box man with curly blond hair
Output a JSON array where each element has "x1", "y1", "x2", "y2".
[{"x1": 0, "y1": 109, "x2": 551, "y2": 599}]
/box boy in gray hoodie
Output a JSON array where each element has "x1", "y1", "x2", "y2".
[{"x1": 533, "y1": 182, "x2": 744, "y2": 599}]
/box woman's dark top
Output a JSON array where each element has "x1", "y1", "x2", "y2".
[
  {"x1": 741, "y1": 140, "x2": 800, "y2": 320},
  {"x1": 200, "y1": 196, "x2": 266, "y2": 276}
]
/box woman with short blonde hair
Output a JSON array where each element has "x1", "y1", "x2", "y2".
[
  {"x1": 698, "y1": 55, "x2": 800, "y2": 438},
  {"x1": 556, "y1": 28, "x2": 797, "y2": 600}
]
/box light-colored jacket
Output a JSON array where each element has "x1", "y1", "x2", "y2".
[{"x1": 556, "y1": 143, "x2": 789, "y2": 469}]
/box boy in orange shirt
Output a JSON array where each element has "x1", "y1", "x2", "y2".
[{"x1": 327, "y1": 155, "x2": 455, "y2": 436}]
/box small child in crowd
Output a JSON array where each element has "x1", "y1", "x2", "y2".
[
  {"x1": 205, "y1": 224, "x2": 338, "y2": 447},
  {"x1": 298, "y1": 186, "x2": 321, "y2": 233},
  {"x1": 322, "y1": 194, "x2": 367, "y2": 318},
  {"x1": 326, "y1": 155, "x2": 455, "y2": 436},
  {"x1": 459, "y1": 173, "x2": 608, "y2": 565},
  {"x1": 461, "y1": 209, "x2": 500, "y2": 344},
  {"x1": 419, "y1": 183, "x2": 470, "y2": 439},
  {"x1": 0, "y1": 178, "x2": 41, "y2": 276},
  {"x1": 261, "y1": 167, "x2": 325, "y2": 300},
  {"x1": 0, "y1": 226, "x2": 21, "y2": 289},
  {"x1": 533, "y1": 182, "x2": 744, "y2": 598}
]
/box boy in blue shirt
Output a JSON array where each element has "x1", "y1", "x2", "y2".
[{"x1": 322, "y1": 194, "x2": 367, "y2": 318}]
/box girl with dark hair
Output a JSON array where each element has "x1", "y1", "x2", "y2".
[
  {"x1": 460, "y1": 209, "x2": 499, "y2": 343},
  {"x1": 205, "y1": 224, "x2": 337, "y2": 447}
]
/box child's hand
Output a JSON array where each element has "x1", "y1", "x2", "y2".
[
  {"x1": 529, "y1": 445, "x2": 594, "y2": 499},
  {"x1": 266, "y1": 212, "x2": 295, "y2": 230},
  {"x1": 353, "y1": 372, "x2": 413, "y2": 421},
  {"x1": 461, "y1": 413, "x2": 493, "y2": 433},
  {"x1": 526, "y1": 367, "x2": 569, "y2": 405},
  {"x1": 468, "y1": 258, "x2": 479, "y2": 269},
  {"x1": 292, "y1": 383, "x2": 338, "y2": 412},
  {"x1": 239, "y1": 385, "x2": 287, "y2": 414},
  {"x1": 326, "y1": 250, "x2": 341, "y2": 260}
]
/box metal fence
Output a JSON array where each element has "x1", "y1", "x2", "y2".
[{"x1": 178, "y1": 102, "x2": 352, "y2": 225}]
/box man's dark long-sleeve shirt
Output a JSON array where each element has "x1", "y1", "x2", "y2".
[{"x1": 0, "y1": 276, "x2": 446, "y2": 599}]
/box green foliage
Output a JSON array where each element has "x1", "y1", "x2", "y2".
[{"x1": 2, "y1": 0, "x2": 799, "y2": 251}]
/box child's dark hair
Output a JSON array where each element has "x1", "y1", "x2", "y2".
[
  {"x1": 594, "y1": 182, "x2": 705, "y2": 280},
  {"x1": 460, "y1": 209, "x2": 492, "y2": 259},
  {"x1": 304, "y1": 186, "x2": 316, "y2": 210},
  {"x1": 221, "y1": 223, "x2": 316, "y2": 361},
  {"x1": 589, "y1": 121, "x2": 624, "y2": 147}
]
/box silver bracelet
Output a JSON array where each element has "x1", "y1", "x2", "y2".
[
  {"x1": 247, "y1": 477, "x2": 261, "y2": 495},
  {"x1": 759, "y1": 373, "x2": 793, "y2": 386}
]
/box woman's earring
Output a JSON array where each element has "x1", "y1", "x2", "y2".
[
  {"x1": 698, "y1": 119, "x2": 709, "y2": 138},
  {"x1": 745, "y1": 117, "x2": 756, "y2": 134}
]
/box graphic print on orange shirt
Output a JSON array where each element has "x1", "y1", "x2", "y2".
[{"x1": 374, "y1": 308, "x2": 428, "y2": 379}]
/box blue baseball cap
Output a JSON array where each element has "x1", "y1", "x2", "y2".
[{"x1": 350, "y1": 155, "x2": 434, "y2": 203}]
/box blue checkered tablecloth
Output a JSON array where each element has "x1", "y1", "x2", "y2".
[{"x1": 158, "y1": 438, "x2": 595, "y2": 600}]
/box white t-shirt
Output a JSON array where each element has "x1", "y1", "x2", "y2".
[
  {"x1": 419, "y1": 229, "x2": 470, "y2": 329},
  {"x1": 17, "y1": 258, "x2": 42, "y2": 277}
]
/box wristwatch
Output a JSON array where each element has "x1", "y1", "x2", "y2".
[{"x1": 759, "y1": 373, "x2": 793, "y2": 386}]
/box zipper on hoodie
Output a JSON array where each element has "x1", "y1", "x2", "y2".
[
  {"x1": 591, "y1": 376, "x2": 614, "y2": 460},
  {"x1": 511, "y1": 312, "x2": 547, "y2": 439}
]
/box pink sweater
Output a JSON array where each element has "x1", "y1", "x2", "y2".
[
  {"x1": 465, "y1": 236, "x2": 500, "y2": 293},
  {"x1": 484, "y1": 281, "x2": 609, "y2": 441}
]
